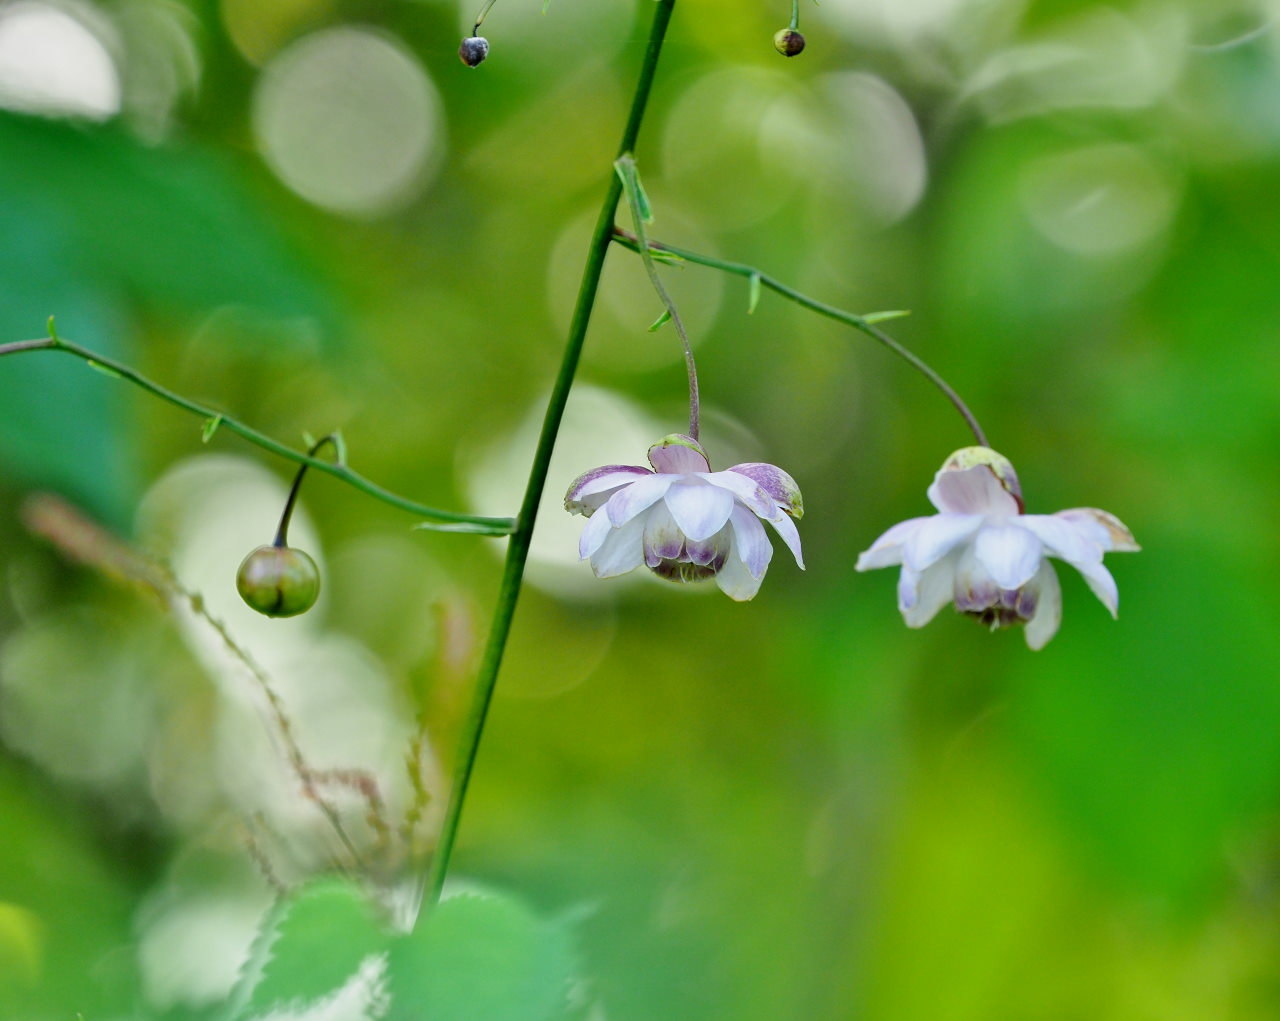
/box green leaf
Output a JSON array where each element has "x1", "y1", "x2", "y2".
[
  {"x1": 647, "y1": 310, "x2": 672, "y2": 332},
  {"x1": 613, "y1": 156, "x2": 653, "y2": 225},
  {"x1": 201, "y1": 415, "x2": 223, "y2": 444},
  {"x1": 236, "y1": 878, "x2": 393, "y2": 1017},
  {"x1": 747, "y1": 273, "x2": 762, "y2": 315},
  {"x1": 385, "y1": 892, "x2": 576, "y2": 1021},
  {"x1": 861, "y1": 309, "x2": 911, "y2": 324}
]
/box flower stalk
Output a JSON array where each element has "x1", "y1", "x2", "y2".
[{"x1": 421, "y1": 0, "x2": 679, "y2": 911}]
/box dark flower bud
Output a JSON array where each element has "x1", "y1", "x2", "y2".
[
  {"x1": 458, "y1": 36, "x2": 490, "y2": 67},
  {"x1": 773, "y1": 28, "x2": 805, "y2": 57},
  {"x1": 237, "y1": 545, "x2": 321, "y2": 618}
]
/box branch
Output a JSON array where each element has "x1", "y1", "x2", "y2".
[
  {"x1": 0, "y1": 334, "x2": 517, "y2": 535},
  {"x1": 610, "y1": 230, "x2": 989, "y2": 448}
]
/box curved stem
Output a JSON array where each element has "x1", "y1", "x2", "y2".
[
  {"x1": 422, "y1": 0, "x2": 677, "y2": 911},
  {"x1": 789, "y1": 0, "x2": 799, "y2": 30},
  {"x1": 615, "y1": 155, "x2": 700, "y2": 440},
  {"x1": 274, "y1": 434, "x2": 340, "y2": 547},
  {"x1": 0, "y1": 336, "x2": 516, "y2": 535},
  {"x1": 610, "y1": 230, "x2": 989, "y2": 447},
  {"x1": 471, "y1": 0, "x2": 498, "y2": 35}
]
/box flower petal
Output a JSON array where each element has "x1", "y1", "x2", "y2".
[
  {"x1": 664, "y1": 480, "x2": 735, "y2": 542},
  {"x1": 648, "y1": 434, "x2": 710, "y2": 474},
  {"x1": 714, "y1": 549, "x2": 765, "y2": 601},
  {"x1": 856, "y1": 517, "x2": 930, "y2": 571},
  {"x1": 973, "y1": 522, "x2": 1043, "y2": 590},
  {"x1": 1073, "y1": 558, "x2": 1119, "y2": 618},
  {"x1": 1018, "y1": 514, "x2": 1102, "y2": 568},
  {"x1": 700, "y1": 470, "x2": 776, "y2": 520},
  {"x1": 564, "y1": 465, "x2": 651, "y2": 516},
  {"x1": 725, "y1": 463, "x2": 803, "y2": 519},
  {"x1": 642, "y1": 501, "x2": 684, "y2": 568},
  {"x1": 686, "y1": 527, "x2": 731, "y2": 568},
  {"x1": 588, "y1": 513, "x2": 647, "y2": 578},
  {"x1": 927, "y1": 464, "x2": 1019, "y2": 516},
  {"x1": 1055, "y1": 508, "x2": 1140, "y2": 552},
  {"x1": 1023, "y1": 562, "x2": 1062, "y2": 649},
  {"x1": 578, "y1": 506, "x2": 616, "y2": 560},
  {"x1": 606, "y1": 472, "x2": 675, "y2": 527},
  {"x1": 897, "y1": 557, "x2": 958, "y2": 628},
  {"x1": 728, "y1": 505, "x2": 773, "y2": 579},
  {"x1": 766, "y1": 510, "x2": 805, "y2": 570},
  {"x1": 902, "y1": 513, "x2": 984, "y2": 572}
]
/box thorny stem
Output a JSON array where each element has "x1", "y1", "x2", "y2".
[
  {"x1": 422, "y1": 0, "x2": 678, "y2": 911},
  {"x1": 0, "y1": 335, "x2": 516, "y2": 536},
  {"x1": 615, "y1": 154, "x2": 700, "y2": 441},
  {"x1": 610, "y1": 230, "x2": 990, "y2": 448}
]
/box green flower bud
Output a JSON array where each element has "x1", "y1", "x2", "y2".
[
  {"x1": 773, "y1": 28, "x2": 805, "y2": 57},
  {"x1": 236, "y1": 545, "x2": 320, "y2": 618},
  {"x1": 458, "y1": 36, "x2": 489, "y2": 67}
]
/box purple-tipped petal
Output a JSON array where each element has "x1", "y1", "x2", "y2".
[
  {"x1": 901, "y1": 513, "x2": 984, "y2": 572},
  {"x1": 927, "y1": 464, "x2": 1019, "y2": 517},
  {"x1": 642, "y1": 501, "x2": 684, "y2": 568},
  {"x1": 714, "y1": 550, "x2": 765, "y2": 601},
  {"x1": 686, "y1": 528, "x2": 731, "y2": 567},
  {"x1": 897, "y1": 558, "x2": 958, "y2": 627},
  {"x1": 765, "y1": 510, "x2": 804, "y2": 570},
  {"x1": 589, "y1": 513, "x2": 647, "y2": 578},
  {"x1": 1055, "y1": 508, "x2": 1140, "y2": 552},
  {"x1": 664, "y1": 480, "x2": 735, "y2": 542},
  {"x1": 579, "y1": 506, "x2": 616, "y2": 560},
  {"x1": 728, "y1": 505, "x2": 773, "y2": 579},
  {"x1": 700, "y1": 470, "x2": 775, "y2": 519},
  {"x1": 1024, "y1": 562, "x2": 1062, "y2": 650},
  {"x1": 952, "y1": 546, "x2": 1001, "y2": 613},
  {"x1": 973, "y1": 522, "x2": 1043, "y2": 590},
  {"x1": 726, "y1": 463, "x2": 803, "y2": 519},
  {"x1": 565, "y1": 465, "x2": 651, "y2": 516},
  {"x1": 856, "y1": 517, "x2": 931, "y2": 571},
  {"x1": 605, "y1": 472, "x2": 674, "y2": 527},
  {"x1": 648, "y1": 434, "x2": 711, "y2": 474}
]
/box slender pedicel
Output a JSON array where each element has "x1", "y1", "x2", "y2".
[
  {"x1": 610, "y1": 230, "x2": 989, "y2": 447},
  {"x1": 459, "y1": 0, "x2": 497, "y2": 65}
]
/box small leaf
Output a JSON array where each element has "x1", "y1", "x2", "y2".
[
  {"x1": 862, "y1": 309, "x2": 912, "y2": 325},
  {"x1": 45, "y1": 315, "x2": 59, "y2": 341},
  {"x1": 331, "y1": 430, "x2": 348, "y2": 467},
  {"x1": 613, "y1": 156, "x2": 653, "y2": 225},
  {"x1": 201, "y1": 414, "x2": 223, "y2": 444},
  {"x1": 301, "y1": 430, "x2": 317, "y2": 450},
  {"x1": 747, "y1": 273, "x2": 762, "y2": 315},
  {"x1": 385, "y1": 892, "x2": 577, "y2": 1021},
  {"x1": 235, "y1": 878, "x2": 394, "y2": 1018},
  {"x1": 648, "y1": 309, "x2": 672, "y2": 332},
  {"x1": 649, "y1": 249, "x2": 685, "y2": 266},
  {"x1": 85, "y1": 359, "x2": 123, "y2": 380}
]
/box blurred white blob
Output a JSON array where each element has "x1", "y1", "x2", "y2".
[
  {"x1": 253, "y1": 27, "x2": 444, "y2": 218},
  {"x1": 822, "y1": 0, "x2": 983, "y2": 44},
  {"x1": 959, "y1": 7, "x2": 1186, "y2": 122},
  {"x1": 137, "y1": 456, "x2": 437, "y2": 872},
  {"x1": 462, "y1": 384, "x2": 663, "y2": 596},
  {"x1": 0, "y1": 1, "x2": 121, "y2": 119},
  {"x1": 810, "y1": 72, "x2": 928, "y2": 226},
  {"x1": 661, "y1": 67, "x2": 814, "y2": 229},
  {"x1": 114, "y1": 0, "x2": 202, "y2": 141},
  {"x1": 545, "y1": 203, "x2": 724, "y2": 373},
  {"x1": 1019, "y1": 144, "x2": 1180, "y2": 256}
]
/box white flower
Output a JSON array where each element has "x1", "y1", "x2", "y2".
[
  {"x1": 564, "y1": 434, "x2": 804, "y2": 601},
  {"x1": 856, "y1": 446, "x2": 1139, "y2": 649}
]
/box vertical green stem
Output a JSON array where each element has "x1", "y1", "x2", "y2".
[{"x1": 423, "y1": 0, "x2": 677, "y2": 910}]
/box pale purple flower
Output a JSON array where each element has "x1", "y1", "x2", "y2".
[
  {"x1": 856, "y1": 447, "x2": 1139, "y2": 649},
  {"x1": 564, "y1": 434, "x2": 804, "y2": 601}
]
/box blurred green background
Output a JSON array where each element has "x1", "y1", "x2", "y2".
[{"x1": 2, "y1": 0, "x2": 1279, "y2": 1016}]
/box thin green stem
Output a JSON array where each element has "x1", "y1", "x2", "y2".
[
  {"x1": 0, "y1": 336, "x2": 516, "y2": 535},
  {"x1": 615, "y1": 155, "x2": 700, "y2": 440},
  {"x1": 789, "y1": 0, "x2": 799, "y2": 30},
  {"x1": 422, "y1": 0, "x2": 677, "y2": 910},
  {"x1": 471, "y1": 0, "x2": 498, "y2": 35},
  {"x1": 610, "y1": 230, "x2": 990, "y2": 447},
  {"x1": 274, "y1": 434, "x2": 340, "y2": 547}
]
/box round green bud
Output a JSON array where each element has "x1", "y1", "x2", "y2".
[
  {"x1": 458, "y1": 36, "x2": 489, "y2": 67},
  {"x1": 236, "y1": 545, "x2": 320, "y2": 618},
  {"x1": 773, "y1": 28, "x2": 805, "y2": 57}
]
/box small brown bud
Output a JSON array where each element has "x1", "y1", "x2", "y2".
[
  {"x1": 773, "y1": 28, "x2": 805, "y2": 57},
  {"x1": 458, "y1": 36, "x2": 489, "y2": 67}
]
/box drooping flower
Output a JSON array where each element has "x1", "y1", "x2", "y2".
[
  {"x1": 564, "y1": 434, "x2": 804, "y2": 601},
  {"x1": 856, "y1": 446, "x2": 1139, "y2": 649}
]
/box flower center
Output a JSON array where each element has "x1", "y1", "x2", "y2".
[{"x1": 650, "y1": 553, "x2": 726, "y2": 584}]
